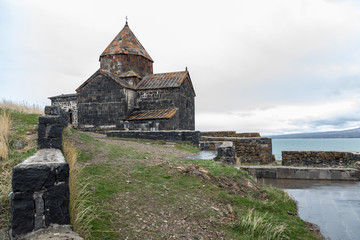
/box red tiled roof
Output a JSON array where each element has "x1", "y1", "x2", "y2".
[
  {"x1": 100, "y1": 23, "x2": 153, "y2": 62},
  {"x1": 136, "y1": 71, "x2": 187, "y2": 90},
  {"x1": 127, "y1": 108, "x2": 177, "y2": 121}
]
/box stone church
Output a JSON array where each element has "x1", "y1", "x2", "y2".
[{"x1": 50, "y1": 21, "x2": 196, "y2": 131}]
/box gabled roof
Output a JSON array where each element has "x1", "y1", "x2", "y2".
[
  {"x1": 127, "y1": 108, "x2": 177, "y2": 121},
  {"x1": 49, "y1": 93, "x2": 77, "y2": 99},
  {"x1": 76, "y1": 69, "x2": 134, "y2": 92},
  {"x1": 136, "y1": 70, "x2": 196, "y2": 96},
  {"x1": 100, "y1": 23, "x2": 153, "y2": 62}
]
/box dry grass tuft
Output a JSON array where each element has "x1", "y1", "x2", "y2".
[
  {"x1": 235, "y1": 208, "x2": 289, "y2": 240},
  {"x1": 0, "y1": 111, "x2": 12, "y2": 161},
  {"x1": 63, "y1": 133, "x2": 95, "y2": 239},
  {"x1": 0, "y1": 99, "x2": 43, "y2": 114}
]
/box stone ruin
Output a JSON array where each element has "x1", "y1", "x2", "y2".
[{"x1": 10, "y1": 106, "x2": 73, "y2": 239}]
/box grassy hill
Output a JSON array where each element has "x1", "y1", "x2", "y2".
[
  {"x1": 0, "y1": 105, "x2": 322, "y2": 239},
  {"x1": 64, "y1": 129, "x2": 321, "y2": 240}
]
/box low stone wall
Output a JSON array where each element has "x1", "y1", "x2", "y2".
[
  {"x1": 11, "y1": 106, "x2": 71, "y2": 239},
  {"x1": 106, "y1": 130, "x2": 201, "y2": 145},
  {"x1": 201, "y1": 131, "x2": 261, "y2": 138},
  {"x1": 199, "y1": 141, "x2": 224, "y2": 151},
  {"x1": 38, "y1": 106, "x2": 68, "y2": 149},
  {"x1": 282, "y1": 151, "x2": 360, "y2": 168},
  {"x1": 201, "y1": 136, "x2": 273, "y2": 164},
  {"x1": 216, "y1": 142, "x2": 236, "y2": 165},
  {"x1": 11, "y1": 149, "x2": 70, "y2": 237},
  {"x1": 240, "y1": 166, "x2": 360, "y2": 180}
]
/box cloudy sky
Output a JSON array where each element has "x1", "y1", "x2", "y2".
[{"x1": 1, "y1": 0, "x2": 360, "y2": 135}]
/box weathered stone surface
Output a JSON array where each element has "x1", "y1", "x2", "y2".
[
  {"x1": 282, "y1": 151, "x2": 360, "y2": 168},
  {"x1": 12, "y1": 149, "x2": 67, "y2": 192},
  {"x1": 107, "y1": 130, "x2": 200, "y2": 145},
  {"x1": 43, "y1": 183, "x2": 70, "y2": 226},
  {"x1": 201, "y1": 136, "x2": 273, "y2": 164},
  {"x1": 216, "y1": 142, "x2": 235, "y2": 164},
  {"x1": 240, "y1": 166, "x2": 359, "y2": 180},
  {"x1": 16, "y1": 224, "x2": 83, "y2": 240},
  {"x1": 38, "y1": 137, "x2": 62, "y2": 149},
  {"x1": 11, "y1": 192, "x2": 35, "y2": 236},
  {"x1": 12, "y1": 165, "x2": 53, "y2": 192},
  {"x1": 56, "y1": 163, "x2": 69, "y2": 182},
  {"x1": 38, "y1": 116, "x2": 63, "y2": 125},
  {"x1": 44, "y1": 106, "x2": 61, "y2": 116}
]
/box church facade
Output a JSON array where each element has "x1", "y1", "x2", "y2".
[{"x1": 50, "y1": 22, "x2": 195, "y2": 131}]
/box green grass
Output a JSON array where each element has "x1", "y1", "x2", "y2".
[
  {"x1": 64, "y1": 130, "x2": 318, "y2": 240},
  {"x1": 0, "y1": 108, "x2": 41, "y2": 233},
  {"x1": 175, "y1": 141, "x2": 201, "y2": 153}
]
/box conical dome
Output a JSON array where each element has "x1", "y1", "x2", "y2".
[{"x1": 100, "y1": 22, "x2": 153, "y2": 62}]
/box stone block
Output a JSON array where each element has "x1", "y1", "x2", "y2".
[
  {"x1": 11, "y1": 192, "x2": 35, "y2": 236},
  {"x1": 294, "y1": 170, "x2": 309, "y2": 179},
  {"x1": 38, "y1": 116, "x2": 62, "y2": 125},
  {"x1": 48, "y1": 125, "x2": 64, "y2": 138},
  {"x1": 12, "y1": 165, "x2": 54, "y2": 192},
  {"x1": 44, "y1": 106, "x2": 61, "y2": 115},
  {"x1": 43, "y1": 183, "x2": 70, "y2": 226},
  {"x1": 56, "y1": 163, "x2": 70, "y2": 182}
]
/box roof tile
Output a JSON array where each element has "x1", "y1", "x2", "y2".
[{"x1": 127, "y1": 108, "x2": 177, "y2": 121}]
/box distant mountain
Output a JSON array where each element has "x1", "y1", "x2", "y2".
[{"x1": 270, "y1": 127, "x2": 360, "y2": 139}]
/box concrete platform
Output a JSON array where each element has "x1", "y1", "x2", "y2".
[{"x1": 239, "y1": 165, "x2": 359, "y2": 181}]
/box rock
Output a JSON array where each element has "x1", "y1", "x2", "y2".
[
  {"x1": 43, "y1": 183, "x2": 70, "y2": 226},
  {"x1": 26, "y1": 131, "x2": 33, "y2": 135},
  {"x1": 13, "y1": 139, "x2": 26, "y2": 150},
  {"x1": 11, "y1": 192, "x2": 35, "y2": 236},
  {"x1": 227, "y1": 204, "x2": 234, "y2": 214}
]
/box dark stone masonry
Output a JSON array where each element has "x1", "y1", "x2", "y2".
[
  {"x1": 11, "y1": 106, "x2": 70, "y2": 238},
  {"x1": 50, "y1": 21, "x2": 195, "y2": 132},
  {"x1": 107, "y1": 130, "x2": 200, "y2": 145},
  {"x1": 282, "y1": 151, "x2": 360, "y2": 168},
  {"x1": 200, "y1": 131, "x2": 273, "y2": 165}
]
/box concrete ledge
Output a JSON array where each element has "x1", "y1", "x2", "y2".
[{"x1": 239, "y1": 166, "x2": 360, "y2": 181}]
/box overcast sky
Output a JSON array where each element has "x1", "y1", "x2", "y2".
[{"x1": 1, "y1": 0, "x2": 360, "y2": 135}]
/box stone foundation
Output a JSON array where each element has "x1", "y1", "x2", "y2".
[
  {"x1": 106, "y1": 130, "x2": 201, "y2": 145},
  {"x1": 282, "y1": 151, "x2": 360, "y2": 168},
  {"x1": 240, "y1": 166, "x2": 360, "y2": 180},
  {"x1": 201, "y1": 136, "x2": 273, "y2": 164},
  {"x1": 201, "y1": 131, "x2": 261, "y2": 138}
]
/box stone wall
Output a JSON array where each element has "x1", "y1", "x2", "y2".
[
  {"x1": 77, "y1": 74, "x2": 132, "y2": 128},
  {"x1": 50, "y1": 94, "x2": 78, "y2": 127},
  {"x1": 11, "y1": 106, "x2": 70, "y2": 238},
  {"x1": 201, "y1": 131, "x2": 261, "y2": 138},
  {"x1": 11, "y1": 149, "x2": 70, "y2": 237},
  {"x1": 201, "y1": 136, "x2": 273, "y2": 164},
  {"x1": 100, "y1": 54, "x2": 153, "y2": 78},
  {"x1": 106, "y1": 130, "x2": 200, "y2": 145},
  {"x1": 240, "y1": 166, "x2": 359, "y2": 180},
  {"x1": 38, "y1": 106, "x2": 68, "y2": 149},
  {"x1": 136, "y1": 77, "x2": 195, "y2": 130},
  {"x1": 282, "y1": 151, "x2": 360, "y2": 168}
]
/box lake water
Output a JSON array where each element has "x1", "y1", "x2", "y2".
[
  {"x1": 270, "y1": 138, "x2": 360, "y2": 240},
  {"x1": 272, "y1": 138, "x2": 360, "y2": 160},
  {"x1": 262, "y1": 179, "x2": 360, "y2": 240}
]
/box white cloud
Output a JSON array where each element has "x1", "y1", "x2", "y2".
[{"x1": 1, "y1": 0, "x2": 360, "y2": 133}]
